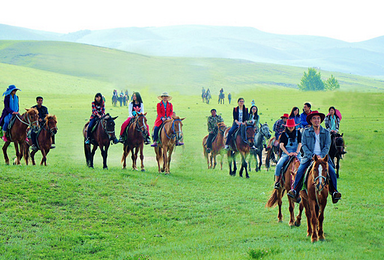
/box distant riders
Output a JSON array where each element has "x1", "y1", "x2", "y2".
[{"x1": 206, "y1": 108, "x2": 224, "y2": 153}]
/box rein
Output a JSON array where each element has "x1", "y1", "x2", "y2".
[
  {"x1": 101, "y1": 117, "x2": 115, "y2": 136},
  {"x1": 163, "y1": 119, "x2": 183, "y2": 141},
  {"x1": 16, "y1": 113, "x2": 38, "y2": 127},
  {"x1": 134, "y1": 115, "x2": 148, "y2": 137}
]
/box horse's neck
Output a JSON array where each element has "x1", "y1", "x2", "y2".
[
  {"x1": 255, "y1": 131, "x2": 264, "y2": 146},
  {"x1": 14, "y1": 114, "x2": 29, "y2": 130}
]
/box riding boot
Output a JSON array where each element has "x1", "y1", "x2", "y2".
[
  {"x1": 118, "y1": 135, "x2": 124, "y2": 143},
  {"x1": 274, "y1": 175, "x2": 282, "y2": 189}
]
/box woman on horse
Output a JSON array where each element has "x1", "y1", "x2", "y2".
[
  {"x1": 225, "y1": 97, "x2": 255, "y2": 150},
  {"x1": 248, "y1": 105, "x2": 260, "y2": 131},
  {"x1": 273, "y1": 118, "x2": 302, "y2": 189},
  {"x1": 85, "y1": 93, "x2": 118, "y2": 144},
  {"x1": 0, "y1": 85, "x2": 21, "y2": 142},
  {"x1": 289, "y1": 106, "x2": 301, "y2": 130},
  {"x1": 151, "y1": 92, "x2": 182, "y2": 147},
  {"x1": 119, "y1": 92, "x2": 150, "y2": 144},
  {"x1": 324, "y1": 106, "x2": 340, "y2": 133}
]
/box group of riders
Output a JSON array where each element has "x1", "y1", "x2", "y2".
[
  {"x1": 202, "y1": 87, "x2": 232, "y2": 104},
  {"x1": 84, "y1": 91, "x2": 184, "y2": 148},
  {"x1": 206, "y1": 98, "x2": 345, "y2": 204},
  {"x1": 0, "y1": 85, "x2": 55, "y2": 151}
]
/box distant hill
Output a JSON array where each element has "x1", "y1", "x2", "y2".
[
  {"x1": 0, "y1": 40, "x2": 383, "y2": 93},
  {"x1": 1, "y1": 24, "x2": 383, "y2": 77}
]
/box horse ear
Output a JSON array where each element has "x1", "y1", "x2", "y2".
[
  {"x1": 341, "y1": 133, "x2": 343, "y2": 137},
  {"x1": 180, "y1": 117, "x2": 186, "y2": 121},
  {"x1": 324, "y1": 154, "x2": 329, "y2": 162},
  {"x1": 313, "y1": 154, "x2": 318, "y2": 161},
  {"x1": 144, "y1": 112, "x2": 147, "y2": 116},
  {"x1": 25, "y1": 108, "x2": 29, "y2": 112},
  {"x1": 112, "y1": 116, "x2": 118, "y2": 120}
]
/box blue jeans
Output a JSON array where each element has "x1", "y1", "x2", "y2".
[
  {"x1": 293, "y1": 159, "x2": 338, "y2": 192},
  {"x1": 274, "y1": 154, "x2": 301, "y2": 177},
  {"x1": 87, "y1": 117, "x2": 98, "y2": 139},
  {"x1": 153, "y1": 126, "x2": 160, "y2": 142},
  {"x1": 225, "y1": 123, "x2": 238, "y2": 145}
]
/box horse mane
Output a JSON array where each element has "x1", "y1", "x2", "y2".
[
  {"x1": 26, "y1": 107, "x2": 39, "y2": 115},
  {"x1": 45, "y1": 114, "x2": 57, "y2": 124}
]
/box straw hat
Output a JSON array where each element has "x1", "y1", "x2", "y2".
[{"x1": 157, "y1": 92, "x2": 172, "y2": 101}]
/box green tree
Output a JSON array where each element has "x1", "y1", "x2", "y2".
[
  {"x1": 298, "y1": 68, "x2": 325, "y2": 91},
  {"x1": 325, "y1": 74, "x2": 340, "y2": 90}
]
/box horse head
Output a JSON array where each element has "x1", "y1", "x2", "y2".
[
  {"x1": 245, "y1": 124, "x2": 256, "y2": 145},
  {"x1": 217, "y1": 122, "x2": 227, "y2": 133},
  {"x1": 172, "y1": 116, "x2": 185, "y2": 143},
  {"x1": 102, "y1": 114, "x2": 118, "y2": 140},
  {"x1": 312, "y1": 154, "x2": 329, "y2": 192},
  {"x1": 25, "y1": 108, "x2": 40, "y2": 130},
  {"x1": 135, "y1": 113, "x2": 148, "y2": 138},
  {"x1": 45, "y1": 114, "x2": 58, "y2": 135},
  {"x1": 335, "y1": 134, "x2": 345, "y2": 154},
  {"x1": 260, "y1": 123, "x2": 271, "y2": 139}
]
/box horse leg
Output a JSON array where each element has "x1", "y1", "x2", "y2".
[
  {"x1": 227, "y1": 151, "x2": 233, "y2": 176},
  {"x1": 31, "y1": 149, "x2": 37, "y2": 165},
  {"x1": 336, "y1": 156, "x2": 340, "y2": 178},
  {"x1": 318, "y1": 203, "x2": 326, "y2": 241},
  {"x1": 277, "y1": 189, "x2": 283, "y2": 222},
  {"x1": 131, "y1": 147, "x2": 138, "y2": 170},
  {"x1": 243, "y1": 155, "x2": 249, "y2": 178},
  {"x1": 162, "y1": 146, "x2": 168, "y2": 173},
  {"x1": 139, "y1": 144, "x2": 145, "y2": 171},
  {"x1": 309, "y1": 201, "x2": 318, "y2": 242},
  {"x1": 90, "y1": 145, "x2": 97, "y2": 168},
  {"x1": 2, "y1": 141, "x2": 11, "y2": 165},
  {"x1": 121, "y1": 145, "x2": 128, "y2": 169},
  {"x1": 294, "y1": 201, "x2": 304, "y2": 227},
  {"x1": 288, "y1": 193, "x2": 295, "y2": 227},
  {"x1": 40, "y1": 149, "x2": 47, "y2": 166},
  {"x1": 213, "y1": 153, "x2": 217, "y2": 169},
  {"x1": 13, "y1": 141, "x2": 21, "y2": 165},
  {"x1": 233, "y1": 153, "x2": 237, "y2": 176},
  {"x1": 204, "y1": 148, "x2": 210, "y2": 169},
  {"x1": 167, "y1": 146, "x2": 174, "y2": 174},
  {"x1": 101, "y1": 146, "x2": 108, "y2": 169},
  {"x1": 23, "y1": 142, "x2": 29, "y2": 165},
  {"x1": 257, "y1": 152, "x2": 262, "y2": 172}
]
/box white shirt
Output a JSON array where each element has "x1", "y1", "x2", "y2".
[
  {"x1": 238, "y1": 108, "x2": 243, "y2": 123},
  {"x1": 314, "y1": 133, "x2": 321, "y2": 155},
  {"x1": 128, "y1": 102, "x2": 144, "y2": 117}
]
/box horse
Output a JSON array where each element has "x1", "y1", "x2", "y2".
[
  {"x1": 329, "y1": 132, "x2": 345, "y2": 178},
  {"x1": 218, "y1": 93, "x2": 225, "y2": 104},
  {"x1": 2, "y1": 108, "x2": 40, "y2": 165},
  {"x1": 83, "y1": 114, "x2": 118, "y2": 169},
  {"x1": 121, "y1": 113, "x2": 149, "y2": 170},
  {"x1": 28, "y1": 115, "x2": 58, "y2": 166},
  {"x1": 266, "y1": 156, "x2": 300, "y2": 226},
  {"x1": 154, "y1": 116, "x2": 185, "y2": 174},
  {"x1": 265, "y1": 136, "x2": 281, "y2": 171},
  {"x1": 225, "y1": 123, "x2": 256, "y2": 178},
  {"x1": 249, "y1": 123, "x2": 271, "y2": 172},
  {"x1": 112, "y1": 95, "x2": 118, "y2": 106},
  {"x1": 202, "y1": 122, "x2": 227, "y2": 169},
  {"x1": 203, "y1": 91, "x2": 211, "y2": 104},
  {"x1": 295, "y1": 155, "x2": 330, "y2": 243}
]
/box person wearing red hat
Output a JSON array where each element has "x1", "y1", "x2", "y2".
[
  {"x1": 273, "y1": 118, "x2": 302, "y2": 189},
  {"x1": 300, "y1": 102, "x2": 312, "y2": 129},
  {"x1": 288, "y1": 111, "x2": 341, "y2": 204},
  {"x1": 273, "y1": 113, "x2": 289, "y2": 141}
]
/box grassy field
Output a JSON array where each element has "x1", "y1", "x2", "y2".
[{"x1": 0, "y1": 44, "x2": 383, "y2": 259}]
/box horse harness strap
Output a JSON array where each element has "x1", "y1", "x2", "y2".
[{"x1": 163, "y1": 119, "x2": 182, "y2": 140}]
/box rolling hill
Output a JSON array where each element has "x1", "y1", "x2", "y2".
[
  {"x1": 1, "y1": 40, "x2": 383, "y2": 94},
  {"x1": 1, "y1": 24, "x2": 383, "y2": 77}
]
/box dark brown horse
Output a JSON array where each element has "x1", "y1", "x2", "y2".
[
  {"x1": 202, "y1": 122, "x2": 227, "y2": 169},
  {"x1": 295, "y1": 155, "x2": 330, "y2": 243},
  {"x1": 27, "y1": 115, "x2": 58, "y2": 166},
  {"x1": 266, "y1": 156, "x2": 300, "y2": 226},
  {"x1": 2, "y1": 108, "x2": 39, "y2": 165},
  {"x1": 83, "y1": 114, "x2": 118, "y2": 169},
  {"x1": 329, "y1": 132, "x2": 345, "y2": 178},
  {"x1": 121, "y1": 113, "x2": 149, "y2": 170},
  {"x1": 265, "y1": 136, "x2": 281, "y2": 171},
  {"x1": 225, "y1": 124, "x2": 255, "y2": 178},
  {"x1": 154, "y1": 116, "x2": 185, "y2": 174}
]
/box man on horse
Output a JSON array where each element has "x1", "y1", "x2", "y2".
[
  {"x1": 0, "y1": 85, "x2": 21, "y2": 142},
  {"x1": 30, "y1": 96, "x2": 55, "y2": 151},
  {"x1": 273, "y1": 118, "x2": 302, "y2": 189},
  {"x1": 288, "y1": 111, "x2": 342, "y2": 204},
  {"x1": 300, "y1": 102, "x2": 312, "y2": 129},
  {"x1": 206, "y1": 108, "x2": 224, "y2": 153}
]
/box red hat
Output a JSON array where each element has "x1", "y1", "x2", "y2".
[
  {"x1": 306, "y1": 111, "x2": 325, "y2": 125},
  {"x1": 284, "y1": 118, "x2": 298, "y2": 128},
  {"x1": 280, "y1": 113, "x2": 289, "y2": 119}
]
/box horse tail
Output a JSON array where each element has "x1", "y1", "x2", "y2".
[{"x1": 266, "y1": 189, "x2": 279, "y2": 208}]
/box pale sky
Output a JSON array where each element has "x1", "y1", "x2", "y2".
[{"x1": 1, "y1": 0, "x2": 383, "y2": 42}]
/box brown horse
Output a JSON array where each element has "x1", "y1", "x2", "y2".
[
  {"x1": 225, "y1": 124, "x2": 255, "y2": 178},
  {"x1": 2, "y1": 108, "x2": 39, "y2": 165},
  {"x1": 154, "y1": 116, "x2": 185, "y2": 174},
  {"x1": 202, "y1": 122, "x2": 227, "y2": 169},
  {"x1": 27, "y1": 115, "x2": 58, "y2": 166},
  {"x1": 329, "y1": 132, "x2": 345, "y2": 178},
  {"x1": 266, "y1": 156, "x2": 300, "y2": 226},
  {"x1": 295, "y1": 155, "x2": 330, "y2": 243},
  {"x1": 121, "y1": 113, "x2": 149, "y2": 170},
  {"x1": 265, "y1": 136, "x2": 281, "y2": 171},
  {"x1": 83, "y1": 114, "x2": 118, "y2": 169}
]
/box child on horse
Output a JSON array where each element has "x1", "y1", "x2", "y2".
[
  {"x1": 119, "y1": 92, "x2": 150, "y2": 144},
  {"x1": 0, "y1": 85, "x2": 21, "y2": 142},
  {"x1": 224, "y1": 97, "x2": 256, "y2": 150},
  {"x1": 151, "y1": 92, "x2": 183, "y2": 147},
  {"x1": 85, "y1": 93, "x2": 118, "y2": 144},
  {"x1": 288, "y1": 111, "x2": 342, "y2": 204},
  {"x1": 273, "y1": 118, "x2": 302, "y2": 189}
]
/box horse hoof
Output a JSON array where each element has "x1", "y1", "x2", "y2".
[
  {"x1": 294, "y1": 221, "x2": 301, "y2": 227},
  {"x1": 141, "y1": 169, "x2": 145, "y2": 172}
]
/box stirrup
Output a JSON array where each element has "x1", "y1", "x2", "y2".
[{"x1": 274, "y1": 181, "x2": 280, "y2": 189}]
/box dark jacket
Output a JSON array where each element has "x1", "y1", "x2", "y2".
[
  {"x1": 32, "y1": 105, "x2": 49, "y2": 123},
  {"x1": 233, "y1": 106, "x2": 249, "y2": 123}
]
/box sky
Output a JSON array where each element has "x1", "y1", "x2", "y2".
[{"x1": 1, "y1": 0, "x2": 383, "y2": 42}]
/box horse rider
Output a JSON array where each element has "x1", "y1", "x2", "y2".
[
  {"x1": 273, "y1": 118, "x2": 302, "y2": 189},
  {"x1": 206, "y1": 108, "x2": 224, "y2": 153},
  {"x1": 85, "y1": 93, "x2": 118, "y2": 145},
  {"x1": 0, "y1": 85, "x2": 21, "y2": 142},
  {"x1": 289, "y1": 106, "x2": 301, "y2": 130},
  {"x1": 30, "y1": 96, "x2": 55, "y2": 151},
  {"x1": 300, "y1": 102, "x2": 312, "y2": 129},
  {"x1": 224, "y1": 97, "x2": 256, "y2": 150},
  {"x1": 228, "y1": 93, "x2": 232, "y2": 104},
  {"x1": 119, "y1": 92, "x2": 150, "y2": 144},
  {"x1": 273, "y1": 113, "x2": 288, "y2": 141},
  {"x1": 288, "y1": 111, "x2": 342, "y2": 204},
  {"x1": 324, "y1": 106, "x2": 340, "y2": 133},
  {"x1": 151, "y1": 92, "x2": 183, "y2": 147},
  {"x1": 201, "y1": 87, "x2": 205, "y2": 102},
  {"x1": 248, "y1": 105, "x2": 260, "y2": 132}
]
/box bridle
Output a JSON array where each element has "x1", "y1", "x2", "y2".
[
  {"x1": 16, "y1": 112, "x2": 39, "y2": 128},
  {"x1": 313, "y1": 162, "x2": 328, "y2": 205},
  {"x1": 101, "y1": 115, "x2": 116, "y2": 138},
  {"x1": 134, "y1": 114, "x2": 148, "y2": 138},
  {"x1": 164, "y1": 118, "x2": 183, "y2": 142},
  {"x1": 45, "y1": 117, "x2": 58, "y2": 136}
]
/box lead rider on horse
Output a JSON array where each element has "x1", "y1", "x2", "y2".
[
  {"x1": 206, "y1": 108, "x2": 224, "y2": 153},
  {"x1": 0, "y1": 85, "x2": 21, "y2": 142},
  {"x1": 288, "y1": 111, "x2": 342, "y2": 204}
]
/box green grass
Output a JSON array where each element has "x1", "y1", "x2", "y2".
[{"x1": 0, "y1": 43, "x2": 383, "y2": 259}]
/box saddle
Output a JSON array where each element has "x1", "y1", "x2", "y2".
[
  {"x1": 280, "y1": 156, "x2": 297, "y2": 184},
  {"x1": 121, "y1": 118, "x2": 135, "y2": 142}
]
